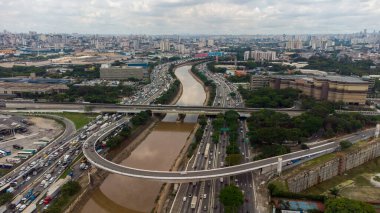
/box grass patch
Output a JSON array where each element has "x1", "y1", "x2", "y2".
[
  {"x1": 270, "y1": 180, "x2": 289, "y2": 192},
  {"x1": 284, "y1": 153, "x2": 336, "y2": 177},
  {"x1": 374, "y1": 176, "x2": 380, "y2": 182},
  {"x1": 59, "y1": 153, "x2": 84, "y2": 179},
  {"x1": 0, "y1": 169, "x2": 10, "y2": 178},
  {"x1": 60, "y1": 112, "x2": 96, "y2": 129},
  {"x1": 303, "y1": 157, "x2": 380, "y2": 195},
  {"x1": 354, "y1": 176, "x2": 371, "y2": 186}
]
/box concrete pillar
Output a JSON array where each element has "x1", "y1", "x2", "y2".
[
  {"x1": 375, "y1": 124, "x2": 380, "y2": 138},
  {"x1": 277, "y1": 157, "x2": 283, "y2": 175}
]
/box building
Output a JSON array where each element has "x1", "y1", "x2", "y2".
[
  {"x1": 0, "y1": 82, "x2": 68, "y2": 96},
  {"x1": 159, "y1": 39, "x2": 170, "y2": 52},
  {"x1": 207, "y1": 39, "x2": 214, "y2": 46},
  {"x1": 244, "y1": 51, "x2": 276, "y2": 61},
  {"x1": 286, "y1": 40, "x2": 303, "y2": 50},
  {"x1": 100, "y1": 64, "x2": 148, "y2": 80},
  {"x1": 269, "y1": 75, "x2": 369, "y2": 105},
  {"x1": 250, "y1": 75, "x2": 270, "y2": 90},
  {"x1": 244, "y1": 51, "x2": 250, "y2": 61},
  {"x1": 251, "y1": 51, "x2": 276, "y2": 62}
]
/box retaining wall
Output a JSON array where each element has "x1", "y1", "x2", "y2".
[{"x1": 286, "y1": 140, "x2": 380, "y2": 193}]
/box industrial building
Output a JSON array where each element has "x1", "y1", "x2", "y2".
[
  {"x1": 0, "y1": 114, "x2": 29, "y2": 137},
  {"x1": 99, "y1": 64, "x2": 149, "y2": 80},
  {"x1": 250, "y1": 75, "x2": 270, "y2": 90},
  {"x1": 269, "y1": 75, "x2": 369, "y2": 105},
  {"x1": 0, "y1": 82, "x2": 68, "y2": 97}
]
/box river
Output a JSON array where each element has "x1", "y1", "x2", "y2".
[{"x1": 80, "y1": 65, "x2": 206, "y2": 213}]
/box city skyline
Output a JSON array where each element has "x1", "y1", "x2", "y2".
[{"x1": 1, "y1": 0, "x2": 379, "y2": 35}]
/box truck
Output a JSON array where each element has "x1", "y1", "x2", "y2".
[
  {"x1": 190, "y1": 196, "x2": 197, "y2": 209},
  {"x1": 43, "y1": 176, "x2": 71, "y2": 205},
  {"x1": 63, "y1": 154, "x2": 70, "y2": 164},
  {"x1": 204, "y1": 143, "x2": 210, "y2": 159},
  {"x1": 99, "y1": 122, "x2": 109, "y2": 129},
  {"x1": 87, "y1": 124, "x2": 98, "y2": 132}
]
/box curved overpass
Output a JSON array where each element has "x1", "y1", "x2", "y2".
[{"x1": 83, "y1": 121, "x2": 373, "y2": 183}]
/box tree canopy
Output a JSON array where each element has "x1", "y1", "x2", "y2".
[
  {"x1": 325, "y1": 198, "x2": 376, "y2": 213},
  {"x1": 219, "y1": 185, "x2": 244, "y2": 213}
]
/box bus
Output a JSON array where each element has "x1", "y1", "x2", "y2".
[
  {"x1": 17, "y1": 151, "x2": 34, "y2": 157},
  {"x1": 0, "y1": 149, "x2": 11, "y2": 156},
  {"x1": 0, "y1": 163, "x2": 13, "y2": 169},
  {"x1": 33, "y1": 142, "x2": 48, "y2": 146},
  {"x1": 15, "y1": 155, "x2": 28, "y2": 159},
  {"x1": 204, "y1": 143, "x2": 210, "y2": 159},
  {"x1": 22, "y1": 149, "x2": 37, "y2": 154}
]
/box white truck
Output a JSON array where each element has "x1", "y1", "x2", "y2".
[
  {"x1": 190, "y1": 196, "x2": 197, "y2": 209},
  {"x1": 204, "y1": 143, "x2": 210, "y2": 158},
  {"x1": 63, "y1": 154, "x2": 70, "y2": 164}
]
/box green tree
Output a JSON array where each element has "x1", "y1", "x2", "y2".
[
  {"x1": 61, "y1": 181, "x2": 81, "y2": 196},
  {"x1": 340, "y1": 140, "x2": 352, "y2": 150},
  {"x1": 329, "y1": 187, "x2": 340, "y2": 198},
  {"x1": 325, "y1": 198, "x2": 376, "y2": 213},
  {"x1": 219, "y1": 185, "x2": 244, "y2": 213}
]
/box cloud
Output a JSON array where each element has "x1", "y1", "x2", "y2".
[{"x1": 0, "y1": 0, "x2": 379, "y2": 34}]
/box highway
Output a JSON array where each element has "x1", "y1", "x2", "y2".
[
  {"x1": 0, "y1": 115, "x2": 76, "y2": 189},
  {"x1": 2, "y1": 102, "x2": 303, "y2": 116}
]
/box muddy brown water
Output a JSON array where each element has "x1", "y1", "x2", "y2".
[{"x1": 80, "y1": 65, "x2": 206, "y2": 213}]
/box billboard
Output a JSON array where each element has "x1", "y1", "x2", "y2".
[
  {"x1": 208, "y1": 52, "x2": 224, "y2": 57},
  {"x1": 195, "y1": 53, "x2": 209, "y2": 58}
]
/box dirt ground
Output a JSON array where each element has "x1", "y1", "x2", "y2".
[{"x1": 29, "y1": 117, "x2": 62, "y2": 130}]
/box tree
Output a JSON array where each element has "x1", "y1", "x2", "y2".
[
  {"x1": 325, "y1": 198, "x2": 376, "y2": 213},
  {"x1": 329, "y1": 187, "x2": 340, "y2": 198},
  {"x1": 219, "y1": 185, "x2": 244, "y2": 213},
  {"x1": 61, "y1": 181, "x2": 81, "y2": 196},
  {"x1": 340, "y1": 140, "x2": 352, "y2": 150}
]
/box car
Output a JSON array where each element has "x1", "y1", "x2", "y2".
[
  {"x1": 183, "y1": 197, "x2": 187, "y2": 202},
  {"x1": 203, "y1": 194, "x2": 207, "y2": 199}
]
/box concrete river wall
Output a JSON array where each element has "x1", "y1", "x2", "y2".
[{"x1": 286, "y1": 140, "x2": 380, "y2": 193}]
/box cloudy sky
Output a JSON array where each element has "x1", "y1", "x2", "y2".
[{"x1": 0, "y1": 0, "x2": 379, "y2": 34}]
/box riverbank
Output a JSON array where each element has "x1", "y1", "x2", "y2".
[
  {"x1": 74, "y1": 116, "x2": 160, "y2": 213},
  {"x1": 73, "y1": 67, "x2": 185, "y2": 212},
  {"x1": 154, "y1": 65, "x2": 211, "y2": 212},
  {"x1": 154, "y1": 123, "x2": 200, "y2": 212},
  {"x1": 169, "y1": 78, "x2": 183, "y2": 105},
  {"x1": 189, "y1": 67, "x2": 210, "y2": 106}
]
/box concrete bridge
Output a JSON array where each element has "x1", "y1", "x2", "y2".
[
  {"x1": 2, "y1": 102, "x2": 303, "y2": 116},
  {"x1": 82, "y1": 121, "x2": 376, "y2": 183}
]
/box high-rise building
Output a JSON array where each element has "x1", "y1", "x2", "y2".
[
  {"x1": 207, "y1": 39, "x2": 214, "y2": 46},
  {"x1": 244, "y1": 51, "x2": 250, "y2": 61},
  {"x1": 286, "y1": 40, "x2": 303, "y2": 49},
  {"x1": 160, "y1": 39, "x2": 170, "y2": 52},
  {"x1": 253, "y1": 51, "x2": 276, "y2": 61}
]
